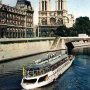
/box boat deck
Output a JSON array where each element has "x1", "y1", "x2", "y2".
[{"x1": 23, "y1": 54, "x2": 71, "y2": 77}]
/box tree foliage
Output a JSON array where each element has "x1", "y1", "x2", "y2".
[
  {"x1": 55, "y1": 25, "x2": 68, "y2": 37},
  {"x1": 55, "y1": 16, "x2": 90, "y2": 37},
  {"x1": 55, "y1": 25, "x2": 77, "y2": 37},
  {"x1": 74, "y1": 16, "x2": 90, "y2": 35}
]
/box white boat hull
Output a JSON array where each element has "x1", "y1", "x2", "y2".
[{"x1": 21, "y1": 57, "x2": 74, "y2": 90}]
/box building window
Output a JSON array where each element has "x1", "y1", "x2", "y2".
[
  {"x1": 42, "y1": 1, "x2": 44, "y2": 11},
  {"x1": 45, "y1": 1, "x2": 47, "y2": 11},
  {"x1": 57, "y1": 18, "x2": 63, "y2": 25},
  {"x1": 50, "y1": 18, "x2": 56, "y2": 25},
  {"x1": 58, "y1": 0, "x2": 60, "y2": 10},
  {"x1": 42, "y1": 18, "x2": 47, "y2": 25}
]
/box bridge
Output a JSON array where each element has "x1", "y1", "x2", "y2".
[
  {"x1": 55, "y1": 37, "x2": 90, "y2": 43},
  {"x1": 46, "y1": 36, "x2": 90, "y2": 46}
]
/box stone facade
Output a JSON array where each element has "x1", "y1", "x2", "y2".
[
  {"x1": 38, "y1": 0, "x2": 74, "y2": 37},
  {"x1": 0, "y1": 0, "x2": 34, "y2": 38}
]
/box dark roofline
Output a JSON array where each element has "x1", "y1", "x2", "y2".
[{"x1": 17, "y1": 0, "x2": 31, "y2": 6}]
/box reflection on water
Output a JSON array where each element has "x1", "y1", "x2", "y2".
[
  {"x1": 73, "y1": 46, "x2": 90, "y2": 55},
  {"x1": 0, "y1": 48, "x2": 90, "y2": 90}
]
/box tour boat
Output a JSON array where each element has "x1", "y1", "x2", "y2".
[{"x1": 21, "y1": 53, "x2": 75, "y2": 90}]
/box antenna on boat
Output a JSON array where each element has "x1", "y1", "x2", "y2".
[{"x1": 22, "y1": 66, "x2": 24, "y2": 76}]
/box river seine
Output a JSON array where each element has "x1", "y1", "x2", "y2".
[{"x1": 0, "y1": 47, "x2": 90, "y2": 90}]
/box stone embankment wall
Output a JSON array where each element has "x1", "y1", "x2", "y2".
[
  {"x1": 0, "y1": 40, "x2": 53, "y2": 61},
  {"x1": 1, "y1": 37, "x2": 89, "y2": 62}
]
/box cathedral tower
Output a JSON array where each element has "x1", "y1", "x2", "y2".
[
  {"x1": 55, "y1": 0, "x2": 66, "y2": 11},
  {"x1": 39, "y1": 0, "x2": 50, "y2": 11},
  {"x1": 38, "y1": 0, "x2": 74, "y2": 37}
]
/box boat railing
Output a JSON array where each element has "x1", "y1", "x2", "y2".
[
  {"x1": 23, "y1": 54, "x2": 70, "y2": 77},
  {"x1": 23, "y1": 58, "x2": 68, "y2": 77},
  {"x1": 24, "y1": 66, "x2": 51, "y2": 77}
]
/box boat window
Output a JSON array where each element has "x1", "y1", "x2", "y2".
[
  {"x1": 23, "y1": 79, "x2": 37, "y2": 84},
  {"x1": 38, "y1": 75, "x2": 48, "y2": 82},
  {"x1": 50, "y1": 57, "x2": 68, "y2": 70}
]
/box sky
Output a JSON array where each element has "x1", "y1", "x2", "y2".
[{"x1": 1, "y1": 0, "x2": 90, "y2": 25}]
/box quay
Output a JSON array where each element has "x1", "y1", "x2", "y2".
[
  {"x1": 0, "y1": 37, "x2": 55, "y2": 63},
  {"x1": 0, "y1": 37, "x2": 90, "y2": 63}
]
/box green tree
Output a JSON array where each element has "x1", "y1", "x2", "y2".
[
  {"x1": 55, "y1": 25, "x2": 68, "y2": 37},
  {"x1": 74, "y1": 16, "x2": 90, "y2": 35},
  {"x1": 55, "y1": 16, "x2": 90, "y2": 37},
  {"x1": 67, "y1": 27, "x2": 78, "y2": 36}
]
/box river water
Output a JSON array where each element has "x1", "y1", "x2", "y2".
[{"x1": 0, "y1": 48, "x2": 90, "y2": 90}]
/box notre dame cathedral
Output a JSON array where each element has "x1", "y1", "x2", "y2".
[{"x1": 38, "y1": 0, "x2": 74, "y2": 37}]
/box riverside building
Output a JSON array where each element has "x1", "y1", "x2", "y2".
[
  {"x1": 0, "y1": 0, "x2": 34, "y2": 38},
  {"x1": 38, "y1": 0, "x2": 74, "y2": 37}
]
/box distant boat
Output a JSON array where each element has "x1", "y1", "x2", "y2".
[{"x1": 21, "y1": 53, "x2": 75, "y2": 90}]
